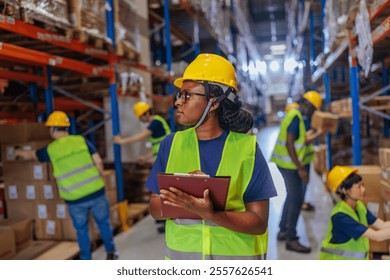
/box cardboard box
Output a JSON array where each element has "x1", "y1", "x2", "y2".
[
  {"x1": 11, "y1": 240, "x2": 57, "y2": 260},
  {"x1": 103, "y1": 169, "x2": 116, "y2": 189},
  {"x1": 5, "y1": 201, "x2": 35, "y2": 220},
  {"x1": 0, "y1": 217, "x2": 33, "y2": 252},
  {"x1": 106, "y1": 189, "x2": 118, "y2": 206},
  {"x1": 3, "y1": 161, "x2": 50, "y2": 183},
  {"x1": 311, "y1": 111, "x2": 339, "y2": 134},
  {"x1": 4, "y1": 182, "x2": 37, "y2": 201},
  {"x1": 348, "y1": 165, "x2": 382, "y2": 202},
  {"x1": 0, "y1": 123, "x2": 51, "y2": 144},
  {"x1": 34, "y1": 219, "x2": 63, "y2": 240},
  {"x1": 0, "y1": 227, "x2": 16, "y2": 259},
  {"x1": 366, "y1": 200, "x2": 389, "y2": 253},
  {"x1": 379, "y1": 148, "x2": 390, "y2": 168}
]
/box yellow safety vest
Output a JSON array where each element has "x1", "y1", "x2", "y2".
[
  {"x1": 320, "y1": 200, "x2": 369, "y2": 260},
  {"x1": 271, "y1": 109, "x2": 314, "y2": 169},
  {"x1": 165, "y1": 128, "x2": 268, "y2": 260},
  {"x1": 47, "y1": 135, "x2": 104, "y2": 201},
  {"x1": 149, "y1": 115, "x2": 171, "y2": 160}
]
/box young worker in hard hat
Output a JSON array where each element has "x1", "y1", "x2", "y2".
[
  {"x1": 320, "y1": 165, "x2": 390, "y2": 260},
  {"x1": 113, "y1": 101, "x2": 171, "y2": 163},
  {"x1": 145, "y1": 53, "x2": 277, "y2": 260},
  {"x1": 271, "y1": 90, "x2": 325, "y2": 253},
  {"x1": 285, "y1": 101, "x2": 317, "y2": 212},
  {"x1": 15, "y1": 111, "x2": 118, "y2": 260}
]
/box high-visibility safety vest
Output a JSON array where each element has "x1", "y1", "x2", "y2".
[
  {"x1": 319, "y1": 200, "x2": 369, "y2": 260},
  {"x1": 47, "y1": 135, "x2": 104, "y2": 201},
  {"x1": 165, "y1": 128, "x2": 268, "y2": 260},
  {"x1": 270, "y1": 109, "x2": 314, "y2": 169},
  {"x1": 149, "y1": 115, "x2": 171, "y2": 159}
]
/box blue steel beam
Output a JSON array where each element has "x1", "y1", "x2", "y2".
[
  {"x1": 164, "y1": 0, "x2": 175, "y2": 132},
  {"x1": 350, "y1": 65, "x2": 361, "y2": 165},
  {"x1": 106, "y1": 0, "x2": 124, "y2": 202},
  {"x1": 44, "y1": 66, "x2": 54, "y2": 118}
]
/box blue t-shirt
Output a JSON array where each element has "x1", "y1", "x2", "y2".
[
  {"x1": 35, "y1": 137, "x2": 103, "y2": 204},
  {"x1": 148, "y1": 116, "x2": 168, "y2": 138},
  {"x1": 145, "y1": 130, "x2": 277, "y2": 203},
  {"x1": 329, "y1": 210, "x2": 377, "y2": 244}
]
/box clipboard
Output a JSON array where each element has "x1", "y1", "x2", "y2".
[{"x1": 157, "y1": 173, "x2": 230, "y2": 219}]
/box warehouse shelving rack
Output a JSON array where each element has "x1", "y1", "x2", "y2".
[
  {"x1": 0, "y1": 0, "x2": 131, "y2": 230},
  {"x1": 309, "y1": 0, "x2": 390, "y2": 167}
]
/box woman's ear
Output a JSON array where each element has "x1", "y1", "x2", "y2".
[{"x1": 210, "y1": 98, "x2": 220, "y2": 111}]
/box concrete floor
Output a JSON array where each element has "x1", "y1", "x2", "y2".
[{"x1": 93, "y1": 125, "x2": 335, "y2": 260}]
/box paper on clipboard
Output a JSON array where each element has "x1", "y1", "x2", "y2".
[{"x1": 157, "y1": 172, "x2": 230, "y2": 219}]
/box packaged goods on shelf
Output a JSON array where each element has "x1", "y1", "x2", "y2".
[
  {"x1": 68, "y1": 0, "x2": 110, "y2": 44},
  {"x1": 20, "y1": 0, "x2": 72, "y2": 30},
  {"x1": 0, "y1": 0, "x2": 20, "y2": 19},
  {"x1": 115, "y1": 0, "x2": 140, "y2": 59}
]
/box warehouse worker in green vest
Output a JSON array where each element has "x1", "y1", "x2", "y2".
[
  {"x1": 113, "y1": 101, "x2": 171, "y2": 163},
  {"x1": 285, "y1": 101, "x2": 315, "y2": 212},
  {"x1": 14, "y1": 111, "x2": 118, "y2": 260},
  {"x1": 145, "y1": 53, "x2": 277, "y2": 260},
  {"x1": 271, "y1": 91, "x2": 324, "y2": 253},
  {"x1": 320, "y1": 166, "x2": 390, "y2": 260}
]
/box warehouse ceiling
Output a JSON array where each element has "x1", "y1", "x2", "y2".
[{"x1": 148, "y1": 0, "x2": 292, "y2": 62}]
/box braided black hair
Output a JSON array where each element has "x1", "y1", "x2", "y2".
[{"x1": 208, "y1": 84, "x2": 254, "y2": 134}]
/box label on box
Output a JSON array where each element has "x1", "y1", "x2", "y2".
[
  {"x1": 56, "y1": 204, "x2": 67, "y2": 219},
  {"x1": 33, "y1": 164, "x2": 44, "y2": 180},
  {"x1": 43, "y1": 185, "x2": 54, "y2": 199},
  {"x1": 22, "y1": 145, "x2": 33, "y2": 151},
  {"x1": 8, "y1": 185, "x2": 18, "y2": 200},
  {"x1": 46, "y1": 220, "x2": 56, "y2": 235},
  {"x1": 37, "y1": 204, "x2": 48, "y2": 219},
  {"x1": 6, "y1": 147, "x2": 15, "y2": 160},
  {"x1": 26, "y1": 185, "x2": 36, "y2": 200}
]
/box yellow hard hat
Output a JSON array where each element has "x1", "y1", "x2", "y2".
[
  {"x1": 173, "y1": 53, "x2": 238, "y2": 92},
  {"x1": 327, "y1": 165, "x2": 358, "y2": 193},
  {"x1": 285, "y1": 102, "x2": 299, "y2": 113},
  {"x1": 45, "y1": 111, "x2": 70, "y2": 127},
  {"x1": 133, "y1": 101, "x2": 151, "y2": 118},
  {"x1": 303, "y1": 90, "x2": 322, "y2": 110}
]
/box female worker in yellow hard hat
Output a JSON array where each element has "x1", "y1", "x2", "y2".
[
  {"x1": 320, "y1": 165, "x2": 390, "y2": 260},
  {"x1": 144, "y1": 53, "x2": 277, "y2": 260},
  {"x1": 113, "y1": 101, "x2": 171, "y2": 163}
]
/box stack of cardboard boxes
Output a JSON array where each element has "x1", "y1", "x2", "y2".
[{"x1": 0, "y1": 122, "x2": 120, "y2": 259}]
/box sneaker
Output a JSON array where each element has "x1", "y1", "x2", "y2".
[
  {"x1": 157, "y1": 225, "x2": 165, "y2": 234},
  {"x1": 286, "y1": 240, "x2": 311, "y2": 254},
  {"x1": 277, "y1": 231, "x2": 288, "y2": 241},
  {"x1": 106, "y1": 251, "x2": 119, "y2": 260},
  {"x1": 301, "y1": 202, "x2": 315, "y2": 211}
]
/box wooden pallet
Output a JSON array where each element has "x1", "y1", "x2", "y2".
[
  {"x1": 72, "y1": 30, "x2": 112, "y2": 50},
  {"x1": 127, "y1": 203, "x2": 149, "y2": 226},
  {"x1": 20, "y1": 8, "x2": 72, "y2": 36},
  {"x1": 116, "y1": 41, "x2": 139, "y2": 61},
  {"x1": 34, "y1": 241, "x2": 79, "y2": 260}
]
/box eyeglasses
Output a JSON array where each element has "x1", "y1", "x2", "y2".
[{"x1": 175, "y1": 90, "x2": 206, "y2": 104}]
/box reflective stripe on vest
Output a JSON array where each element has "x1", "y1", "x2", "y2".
[
  {"x1": 271, "y1": 109, "x2": 307, "y2": 169},
  {"x1": 165, "y1": 246, "x2": 266, "y2": 260},
  {"x1": 319, "y1": 200, "x2": 369, "y2": 260},
  {"x1": 149, "y1": 115, "x2": 171, "y2": 158},
  {"x1": 320, "y1": 247, "x2": 367, "y2": 259},
  {"x1": 47, "y1": 135, "x2": 104, "y2": 201},
  {"x1": 165, "y1": 128, "x2": 268, "y2": 260}
]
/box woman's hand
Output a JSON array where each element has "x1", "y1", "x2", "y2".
[
  {"x1": 160, "y1": 187, "x2": 215, "y2": 220},
  {"x1": 113, "y1": 135, "x2": 123, "y2": 144}
]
